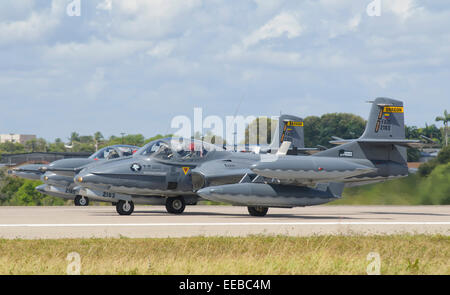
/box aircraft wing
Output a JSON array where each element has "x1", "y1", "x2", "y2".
[
  {"x1": 330, "y1": 138, "x2": 422, "y2": 148},
  {"x1": 354, "y1": 138, "x2": 422, "y2": 148},
  {"x1": 329, "y1": 139, "x2": 353, "y2": 145}
]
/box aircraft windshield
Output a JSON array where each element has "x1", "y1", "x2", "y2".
[
  {"x1": 89, "y1": 146, "x2": 137, "y2": 160},
  {"x1": 137, "y1": 138, "x2": 223, "y2": 161}
]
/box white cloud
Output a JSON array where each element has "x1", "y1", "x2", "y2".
[
  {"x1": 253, "y1": 0, "x2": 283, "y2": 12},
  {"x1": 0, "y1": 0, "x2": 449, "y2": 139},
  {"x1": 243, "y1": 12, "x2": 303, "y2": 48},
  {"x1": 110, "y1": 0, "x2": 202, "y2": 39},
  {"x1": 85, "y1": 68, "x2": 107, "y2": 100},
  {"x1": 373, "y1": 73, "x2": 401, "y2": 88},
  {"x1": 43, "y1": 38, "x2": 152, "y2": 67},
  {"x1": 147, "y1": 40, "x2": 176, "y2": 58},
  {"x1": 384, "y1": 0, "x2": 422, "y2": 20},
  {"x1": 348, "y1": 13, "x2": 361, "y2": 31},
  {"x1": 96, "y1": 0, "x2": 112, "y2": 11},
  {"x1": 0, "y1": 1, "x2": 64, "y2": 45}
]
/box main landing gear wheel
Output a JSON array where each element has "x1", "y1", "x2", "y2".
[
  {"x1": 116, "y1": 200, "x2": 134, "y2": 215},
  {"x1": 74, "y1": 195, "x2": 89, "y2": 206},
  {"x1": 165, "y1": 197, "x2": 186, "y2": 214},
  {"x1": 248, "y1": 206, "x2": 268, "y2": 217}
]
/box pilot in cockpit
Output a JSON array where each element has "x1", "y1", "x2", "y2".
[{"x1": 105, "y1": 148, "x2": 120, "y2": 160}]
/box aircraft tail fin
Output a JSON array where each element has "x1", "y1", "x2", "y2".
[
  {"x1": 329, "y1": 99, "x2": 421, "y2": 148},
  {"x1": 361, "y1": 97, "x2": 406, "y2": 140},
  {"x1": 315, "y1": 98, "x2": 418, "y2": 167},
  {"x1": 268, "y1": 114, "x2": 305, "y2": 152}
]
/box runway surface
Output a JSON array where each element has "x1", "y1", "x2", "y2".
[{"x1": 0, "y1": 205, "x2": 449, "y2": 239}]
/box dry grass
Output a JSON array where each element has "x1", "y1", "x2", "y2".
[{"x1": 0, "y1": 235, "x2": 448, "y2": 275}]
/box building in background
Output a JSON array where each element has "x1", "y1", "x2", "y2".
[{"x1": 0, "y1": 134, "x2": 36, "y2": 145}]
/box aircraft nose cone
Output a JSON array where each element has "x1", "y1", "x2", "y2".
[
  {"x1": 40, "y1": 174, "x2": 49, "y2": 182},
  {"x1": 74, "y1": 172, "x2": 93, "y2": 185}
]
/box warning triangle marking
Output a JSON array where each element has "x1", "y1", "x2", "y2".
[{"x1": 182, "y1": 167, "x2": 190, "y2": 175}]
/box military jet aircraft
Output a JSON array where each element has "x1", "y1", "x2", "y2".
[
  {"x1": 75, "y1": 98, "x2": 417, "y2": 217},
  {"x1": 196, "y1": 97, "x2": 421, "y2": 215},
  {"x1": 11, "y1": 145, "x2": 139, "y2": 206},
  {"x1": 73, "y1": 114, "x2": 313, "y2": 215}
]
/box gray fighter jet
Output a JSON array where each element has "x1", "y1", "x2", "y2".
[
  {"x1": 73, "y1": 115, "x2": 312, "y2": 215},
  {"x1": 197, "y1": 97, "x2": 420, "y2": 215},
  {"x1": 75, "y1": 97, "x2": 417, "y2": 216},
  {"x1": 12, "y1": 145, "x2": 138, "y2": 206}
]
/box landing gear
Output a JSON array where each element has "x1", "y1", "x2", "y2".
[
  {"x1": 116, "y1": 200, "x2": 134, "y2": 215},
  {"x1": 165, "y1": 197, "x2": 186, "y2": 214},
  {"x1": 74, "y1": 195, "x2": 89, "y2": 206},
  {"x1": 248, "y1": 206, "x2": 268, "y2": 217}
]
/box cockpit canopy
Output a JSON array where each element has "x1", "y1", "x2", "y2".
[
  {"x1": 89, "y1": 145, "x2": 138, "y2": 160},
  {"x1": 136, "y1": 138, "x2": 223, "y2": 162}
]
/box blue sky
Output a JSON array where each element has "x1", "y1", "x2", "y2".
[{"x1": 0, "y1": 0, "x2": 449, "y2": 141}]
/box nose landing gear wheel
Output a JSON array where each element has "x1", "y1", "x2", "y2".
[
  {"x1": 74, "y1": 195, "x2": 89, "y2": 206},
  {"x1": 248, "y1": 206, "x2": 268, "y2": 216},
  {"x1": 116, "y1": 200, "x2": 134, "y2": 215},
  {"x1": 166, "y1": 197, "x2": 186, "y2": 214}
]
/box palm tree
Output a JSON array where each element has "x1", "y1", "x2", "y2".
[
  {"x1": 436, "y1": 110, "x2": 450, "y2": 146},
  {"x1": 94, "y1": 131, "x2": 104, "y2": 151}
]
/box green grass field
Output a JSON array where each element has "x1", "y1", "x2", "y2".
[
  {"x1": 331, "y1": 164, "x2": 450, "y2": 205},
  {"x1": 0, "y1": 235, "x2": 448, "y2": 275}
]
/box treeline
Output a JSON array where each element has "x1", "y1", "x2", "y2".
[
  {"x1": 0, "y1": 132, "x2": 171, "y2": 155},
  {"x1": 0, "y1": 113, "x2": 446, "y2": 156},
  {"x1": 303, "y1": 113, "x2": 444, "y2": 148}
]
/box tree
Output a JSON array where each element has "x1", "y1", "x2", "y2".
[
  {"x1": 418, "y1": 145, "x2": 450, "y2": 177},
  {"x1": 304, "y1": 113, "x2": 366, "y2": 148},
  {"x1": 69, "y1": 132, "x2": 80, "y2": 144},
  {"x1": 0, "y1": 141, "x2": 25, "y2": 154},
  {"x1": 144, "y1": 134, "x2": 172, "y2": 144},
  {"x1": 47, "y1": 139, "x2": 66, "y2": 152},
  {"x1": 405, "y1": 126, "x2": 420, "y2": 139},
  {"x1": 101, "y1": 134, "x2": 147, "y2": 148},
  {"x1": 244, "y1": 117, "x2": 275, "y2": 146},
  {"x1": 94, "y1": 131, "x2": 104, "y2": 151},
  {"x1": 435, "y1": 110, "x2": 450, "y2": 146}
]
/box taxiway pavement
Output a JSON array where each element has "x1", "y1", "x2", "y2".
[{"x1": 0, "y1": 205, "x2": 448, "y2": 239}]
